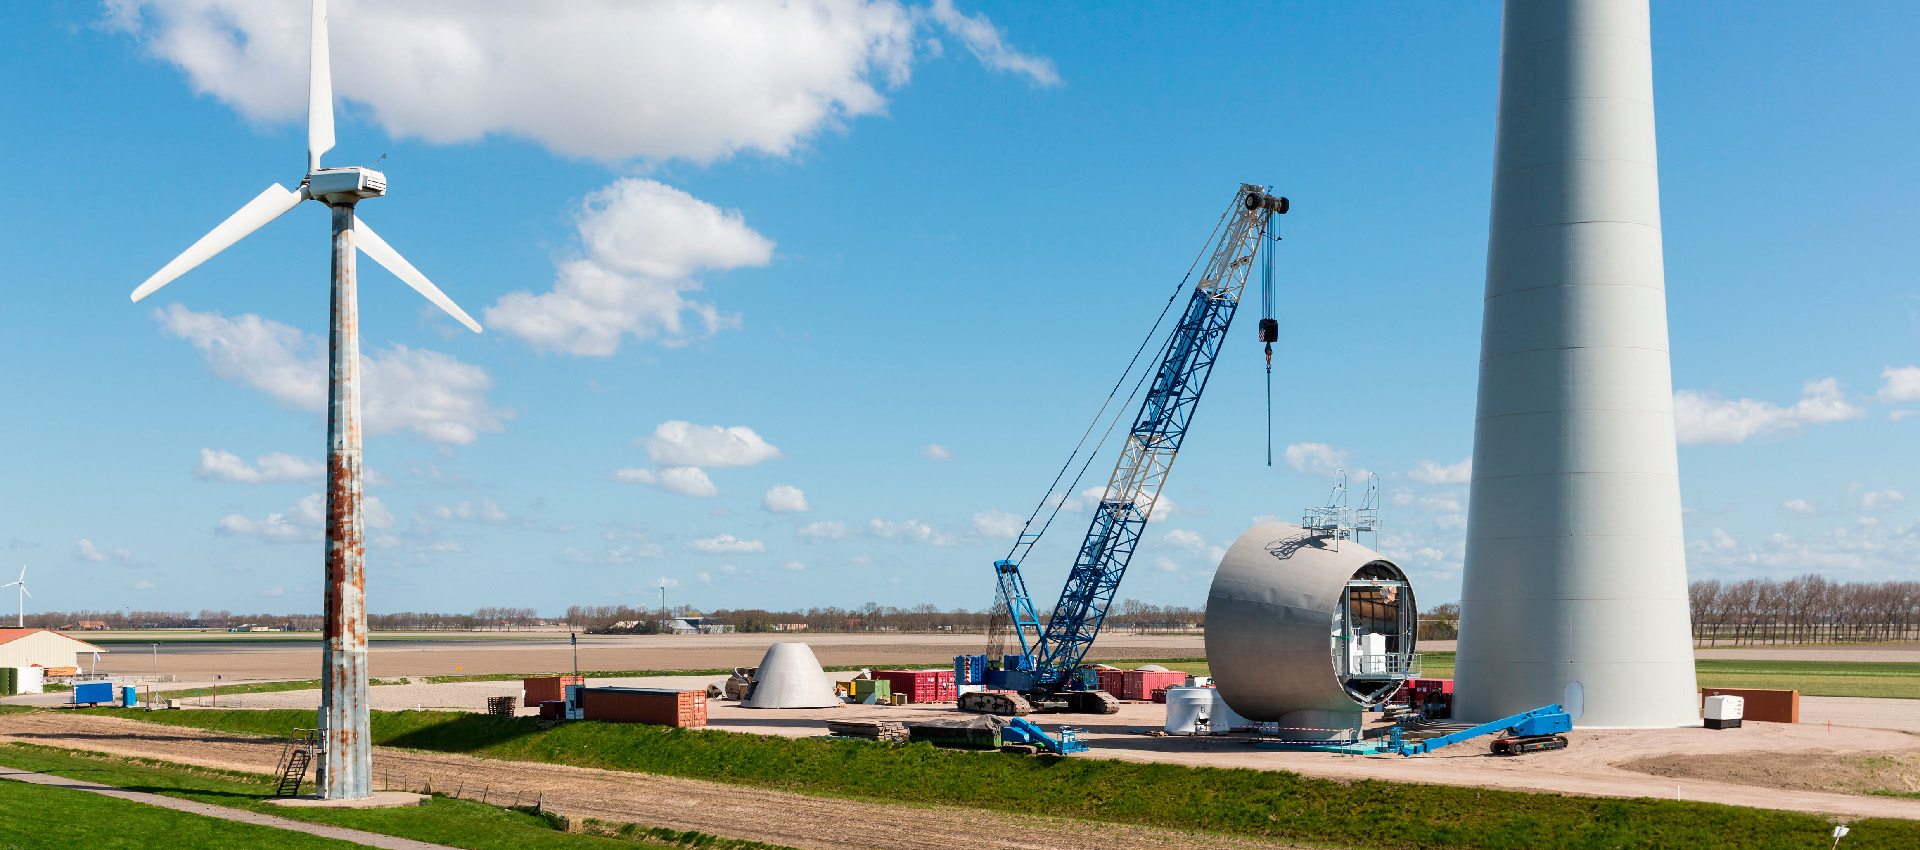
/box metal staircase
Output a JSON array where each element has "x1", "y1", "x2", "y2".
[{"x1": 274, "y1": 728, "x2": 319, "y2": 797}]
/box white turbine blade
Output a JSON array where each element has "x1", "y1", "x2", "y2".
[
  {"x1": 307, "y1": 0, "x2": 335, "y2": 171},
  {"x1": 130, "y1": 184, "x2": 308, "y2": 302},
  {"x1": 354, "y1": 218, "x2": 483, "y2": 332}
]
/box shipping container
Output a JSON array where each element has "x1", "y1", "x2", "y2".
[
  {"x1": 523, "y1": 674, "x2": 586, "y2": 708},
  {"x1": 72, "y1": 681, "x2": 113, "y2": 705},
  {"x1": 851, "y1": 679, "x2": 892, "y2": 702},
  {"x1": 538, "y1": 700, "x2": 566, "y2": 720},
  {"x1": 1096, "y1": 669, "x2": 1125, "y2": 696},
  {"x1": 1701, "y1": 687, "x2": 1798, "y2": 723},
  {"x1": 1120, "y1": 670, "x2": 1187, "y2": 701},
  {"x1": 873, "y1": 669, "x2": 957, "y2": 703},
  {"x1": 579, "y1": 687, "x2": 707, "y2": 727}
]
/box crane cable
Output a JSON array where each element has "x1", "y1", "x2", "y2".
[
  {"x1": 1259, "y1": 209, "x2": 1280, "y2": 467},
  {"x1": 1001, "y1": 206, "x2": 1232, "y2": 564}
]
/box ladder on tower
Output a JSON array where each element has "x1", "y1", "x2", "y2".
[{"x1": 273, "y1": 728, "x2": 319, "y2": 797}]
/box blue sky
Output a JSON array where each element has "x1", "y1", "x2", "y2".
[{"x1": 2, "y1": 1, "x2": 1917, "y2": 617}]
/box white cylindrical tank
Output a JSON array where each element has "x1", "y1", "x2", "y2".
[
  {"x1": 1163, "y1": 687, "x2": 1214, "y2": 735},
  {"x1": 1455, "y1": 0, "x2": 1698, "y2": 727}
]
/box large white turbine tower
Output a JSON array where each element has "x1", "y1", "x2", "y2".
[
  {"x1": 3, "y1": 565, "x2": 28, "y2": 628},
  {"x1": 128, "y1": 0, "x2": 480, "y2": 799},
  {"x1": 1453, "y1": 0, "x2": 1698, "y2": 728}
]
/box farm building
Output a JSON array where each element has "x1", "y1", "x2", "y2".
[{"x1": 0, "y1": 629, "x2": 106, "y2": 669}]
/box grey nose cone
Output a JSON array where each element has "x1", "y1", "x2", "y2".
[
  {"x1": 741, "y1": 642, "x2": 841, "y2": 709},
  {"x1": 1454, "y1": 0, "x2": 1699, "y2": 727}
]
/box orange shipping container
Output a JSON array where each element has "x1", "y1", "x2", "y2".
[
  {"x1": 523, "y1": 675, "x2": 586, "y2": 708},
  {"x1": 1701, "y1": 687, "x2": 1799, "y2": 723},
  {"x1": 580, "y1": 687, "x2": 707, "y2": 727}
]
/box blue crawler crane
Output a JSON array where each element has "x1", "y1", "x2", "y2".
[{"x1": 961, "y1": 184, "x2": 1288, "y2": 716}]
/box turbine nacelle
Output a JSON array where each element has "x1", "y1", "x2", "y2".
[{"x1": 307, "y1": 167, "x2": 386, "y2": 204}]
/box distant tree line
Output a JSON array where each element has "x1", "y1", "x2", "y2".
[
  {"x1": 563, "y1": 600, "x2": 1209, "y2": 636},
  {"x1": 20, "y1": 607, "x2": 551, "y2": 631},
  {"x1": 1689, "y1": 576, "x2": 1920, "y2": 645}
]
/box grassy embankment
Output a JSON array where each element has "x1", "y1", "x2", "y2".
[
  {"x1": 0, "y1": 742, "x2": 789, "y2": 850},
  {"x1": 0, "y1": 769, "x2": 359, "y2": 850},
  {"x1": 56, "y1": 705, "x2": 1920, "y2": 850}
]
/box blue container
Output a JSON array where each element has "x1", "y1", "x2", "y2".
[
  {"x1": 121, "y1": 685, "x2": 138, "y2": 707},
  {"x1": 952, "y1": 655, "x2": 988, "y2": 686},
  {"x1": 73, "y1": 681, "x2": 113, "y2": 705}
]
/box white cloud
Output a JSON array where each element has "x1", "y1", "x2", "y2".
[
  {"x1": 796, "y1": 521, "x2": 851, "y2": 542},
  {"x1": 867, "y1": 518, "x2": 961, "y2": 546},
  {"x1": 970, "y1": 510, "x2": 1024, "y2": 539},
  {"x1": 1409, "y1": 457, "x2": 1472, "y2": 486},
  {"x1": 1892, "y1": 410, "x2": 1919, "y2": 422},
  {"x1": 194, "y1": 449, "x2": 324, "y2": 484},
  {"x1": 1153, "y1": 556, "x2": 1181, "y2": 573},
  {"x1": 921, "y1": 444, "x2": 953, "y2": 461},
  {"x1": 216, "y1": 493, "x2": 394, "y2": 543},
  {"x1": 783, "y1": 560, "x2": 806, "y2": 571},
  {"x1": 1283, "y1": 442, "x2": 1348, "y2": 477},
  {"x1": 1782, "y1": 499, "x2": 1818, "y2": 516},
  {"x1": 1673, "y1": 378, "x2": 1865, "y2": 446},
  {"x1": 658, "y1": 577, "x2": 680, "y2": 589},
  {"x1": 484, "y1": 179, "x2": 774, "y2": 356},
  {"x1": 640, "y1": 421, "x2": 782, "y2": 468},
  {"x1": 696, "y1": 572, "x2": 713, "y2": 585},
  {"x1": 687, "y1": 534, "x2": 766, "y2": 554},
  {"x1": 74, "y1": 539, "x2": 131, "y2": 563},
  {"x1": 1686, "y1": 518, "x2": 1920, "y2": 579},
  {"x1": 109, "y1": 1, "x2": 1052, "y2": 163},
  {"x1": 133, "y1": 579, "x2": 156, "y2": 591},
  {"x1": 1389, "y1": 489, "x2": 1464, "y2": 515},
  {"x1": 1880, "y1": 367, "x2": 1920, "y2": 402},
  {"x1": 925, "y1": 0, "x2": 1060, "y2": 87},
  {"x1": 763, "y1": 485, "x2": 811, "y2": 514},
  {"x1": 1161, "y1": 529, "x2": 1225, "y2": 563},
  {"x1": 615, "y1": 466, "x2": 719, "y2": 499},
  {"x1": 156, "y1": 305, "x2": 508, "y2": 445},
  {"x1": 1858, "y1": 489, "x2": 1906, "y2": 512}
]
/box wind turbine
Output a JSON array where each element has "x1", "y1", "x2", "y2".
[
  {"x1": 2, "y1": 565, "x2": 28, "y2": 628},
  {"x1": 127, "y1": 0, "x2": 479, "y2": 801}
]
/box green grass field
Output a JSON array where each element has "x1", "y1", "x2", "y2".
[
  {"x1": 0, "y1": 765, "x2": 361, "y2": 849},
  {"x1": 61, "y1": 705, "x2": 1920, "y2": 850},
  {"x1": 0, "y1": 743, "x2": 782, "y2": 850}
]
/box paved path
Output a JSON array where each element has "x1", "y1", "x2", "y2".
[{"x1": 0, "y1": 766, "x2": 455, "y2": 850}]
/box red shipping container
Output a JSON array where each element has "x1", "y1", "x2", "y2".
[
  {"x1": 579, "y1": 687, "x2": 706, "y2": 727},
  {"x1": 1121, "y1": 670, "x2": 1187, "y2": 701},
  {"x1": 1409, "y1": 678, "x2": 1453, "y2": 696},
  {"x1": 873, "y1": 669, "x2": 957, "y2": 703},
  {"x1": 523, "y1": 674, "x2": 586, "y2": 708},
  {"x1": 1095, "y1": 670, "x2": 1125, "y2": 696}
]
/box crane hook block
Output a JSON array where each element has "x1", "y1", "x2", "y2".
[
  {"x1": 1258, "y1": 318, "x2": 1279, "y2": 344},
  {"x1": 1245, "y1": 193, "x2": 1290, "y2": 214}
]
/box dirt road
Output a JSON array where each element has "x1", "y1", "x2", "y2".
[{"x1": 0, "y1": 711, "x2": 1311, "y2": 850}]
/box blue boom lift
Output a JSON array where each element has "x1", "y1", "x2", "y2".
[{"x1": 961, "y1": 184, "x2": 1287, "y2": 716}]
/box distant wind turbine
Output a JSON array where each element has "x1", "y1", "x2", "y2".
[
  {"x1": 2, "y1": 565, "x2": 27, "y2": 628},
  {"x1": 126, "y1": 0, "x2": 479, "y2": 801}
]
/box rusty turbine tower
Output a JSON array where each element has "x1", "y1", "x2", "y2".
[{"x1": 128, "y1": 0, "x2": 481, "y2": 799}]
